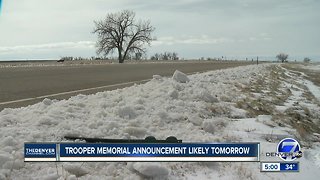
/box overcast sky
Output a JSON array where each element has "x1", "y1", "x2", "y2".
[{"x1": 0, "y1": 0, "x2": 319, "y2": 61}]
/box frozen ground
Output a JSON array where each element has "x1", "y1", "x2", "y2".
[
  {"x1": 0, "y1": 63, "x2": 320, "y2": 179},
  {"x1": 295, "y1": 63, "x2": 320, "y2": 72}
]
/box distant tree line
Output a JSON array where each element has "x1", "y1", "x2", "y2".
[
  {"x1": 59, "y1": 56, "x2": 106, "y2": 61},
  {"x1": 59, "y1": 54, "x2": 148, "y2": 61},
  {"x1": 60, "y1": 52, "x2": 181, "y2": 61},
  {"x1": 150, "y1": 52, "x2": 179, "y2": 60}
]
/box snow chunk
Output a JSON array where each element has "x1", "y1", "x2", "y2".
[
  {"x1": 197, "y1": 90, "x2": 218, "y2": 103},
  {"x1": 123, "y1": 174, "x2": 141, "y2": 180},
  {"x1": 202, "y1": 118, "x2": 227, "y2": 134},
  {"x1": 2, "y1": 136, "x2": 17, "y2": 147},
  {"x1": 158, "y1": 111, "x2": 169, "y2": 120},
  {"x1": 188, "y1": 115, "x2": 203, "y2": 126},
  {"x1": 124, "y1": 127, "x2": 147, "y2": 137},
  {"x1": 0, "y1": 154, "x2": 12, "y2": 168},
  {"x1": 12, "y1": 159, "x2": 24, "y2": 170},
  {"x1": 0, "y1": 173, "x2": 5, "y2": 180},
  {"x1": 38, "y1": 117, "x2": 59, "y2": 126},
  {"x1": 67, "y1": 175, "x2": 77, "y2": 180},
  {"x1": 42, "y1": 174, "x2": 60, "y2": 180},
  {"x1": 202, "y1": 119, "x2": 216, "y2": 134},
  {"x1": 105, "y1": 121, "x2": 120, "y2": 131},
  {"x1": 257, "y1": 115, "x2": 272, "y2": 122},
  {"x1": 0, "y1": 115, "x2": 15, "y2": 127},
  {"x1": 118, "y1": 106, "x2": 137, "y2": 119},
  {"x1": 133, "y1": 162, "x2": 169, "y2": 178},
  {"x1": 172, "y1": 70, "x2": 190, "y2": 83},
  {"x1": 152, "y1": 75, "x2": 162, "y2": 80},
  {"x1": 314, "y1": 151, "x2": 320, "y2": 168},
  {"x1": 64, "y1": 163, "x2": 89, "y2": 177},
  {"x1": 42, "y1": 98, "x2": 53, "y2": 106},
  {"x1": 106, "y1": 164, "x2": 117, "y2": 175},
  {"x1": 229, "y1": 106, "x2": 247, "y2": 118},
  {"x1": 168, "y1": 90, "x2": 179, "y2": 99}
]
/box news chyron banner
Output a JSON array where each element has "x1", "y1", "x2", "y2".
[{"x1": 25, "y1": 143, "x2": 259, "y2": 162}]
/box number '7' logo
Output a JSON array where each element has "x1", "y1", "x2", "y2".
[{"x1": 282, "y1": 141, "x2": 298, "y2": 152}]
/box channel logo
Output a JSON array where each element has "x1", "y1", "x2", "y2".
[
  {"x1": 25, "y1": 148, "x2": 55, "y2": 156},
  {"x1": 24, "y1": 143, "x2": 57, "y2": 158},
  {"x1": 277, "y1": 138, "x2": 301, "y2": 161},
  {"x1": 265, "y1": 138, "x2": 302, "y2": 161}
]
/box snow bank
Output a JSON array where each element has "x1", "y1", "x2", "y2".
[
  {"x1": 1, "y1": 63, "x2": 320, "y2": 179},
  {"x1": 172, "y1": 70, "x2": 190, "y2": 83}
]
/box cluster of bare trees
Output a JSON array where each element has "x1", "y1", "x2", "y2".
[
  {"x1": 93, "y1": 10, "x2": 316, "y2": 64},
  {"x1": 276, "y1": 53, "x2": 313, "y2": 63},
  {"x1": 303, "y1": 57, "x2": 311, "y2": 63},
  {"x1": 126, "y1": 52, "x2": 146, "y2": 60},
  {"x1": 60, "y1": 56, "x2": 74, "y2": 61},
  {"x1": 150, "y1": 52, "x2": 179, "y2": 60}
]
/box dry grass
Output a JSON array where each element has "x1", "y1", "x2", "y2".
[
  {"x1": 283, "y1": 64, "x2": 320, "y2": 87},
  {"x1": 234, "y1": 64, "x2": 320, "y2": 142},
  {"x1": 284, "y1": 108, "x2": 320, "y2": 140},
  {"x1": 236, "y1": 98, "x2": 274, "y2": 117},
  {"x1": 235, "y1": 66, "x2": 284, "y2": 117}
]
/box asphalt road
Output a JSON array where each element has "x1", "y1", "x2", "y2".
[{"x1": 0, "y1": 61, "x2": 254, "y2": 109}]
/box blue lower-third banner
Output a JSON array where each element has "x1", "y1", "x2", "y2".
[{"x1": 25, "y1": 143, "x2": 260, "y2": 162}]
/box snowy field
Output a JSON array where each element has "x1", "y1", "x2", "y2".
[
  {"x1": 1, "y1": 64, "x2": 320, "y2": 179},
  {"x1": 295, "y1": 63, "x2": 320, "y2": 72}
]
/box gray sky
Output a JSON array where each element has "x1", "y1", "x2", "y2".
[{"x1": 0, "y1": 0, "x2": 319, "y2": 61}]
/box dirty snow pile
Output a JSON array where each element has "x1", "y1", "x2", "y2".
[{"x1": 1, "y1": 64, "x2": 320, "y2": 179}]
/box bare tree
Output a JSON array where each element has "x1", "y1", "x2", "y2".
[
  {"x1": 303, "y1": 57, "x2": 311, "y2": 63},
  {"x1": 154, "y1": 53, "x2": 161, "y2": 60},
  {"x1": 172, "y1": 52, "x2": 179, "y2": 60},
  {"x1": 276, "y1": 53, "x2": 289, "y2": 63},
  {"x1": 93, "y1": 10, "x2": 155, "y2": 63},
  {"x1": 163, "y1": 52, "x2": 170, "y2": 60}
]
